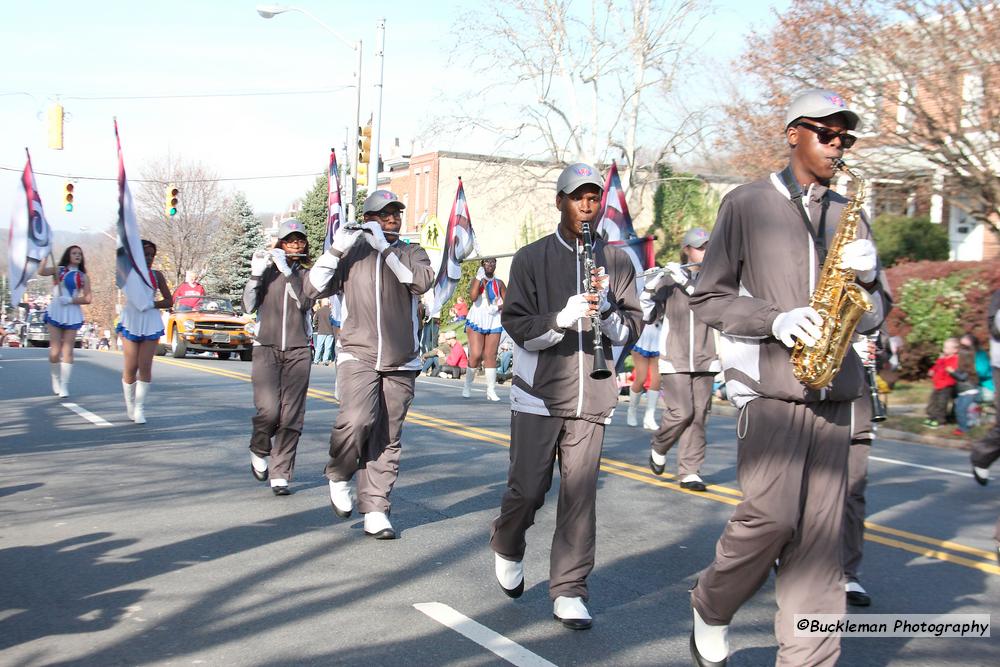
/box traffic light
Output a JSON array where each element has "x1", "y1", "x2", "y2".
[
  {"x1": 63, "y1": 182, "x2": 74, "y2": 213},
  {"x1": 165, "y1": 185, "x2": 179, "y2": 217},
  {"x1": 357, "y1": 122, "x2": 372, "y2": 187}
]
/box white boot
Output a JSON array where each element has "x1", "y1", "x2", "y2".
[
  {"x1": 693, "y1": 605, "x2": 729, "y2": 664},
  {"x1": 133, "y1": 380, "x2": 150, "y2": 424},
  {"x1": 122, "y1": 380, "x2": 136, "y2": 420},
  {"x1": 553, "y1": 596, "x2": 592, "y2": 629},
  {"x1": 627, "y1": 389, "x2": 642, "y2": 427},
  {"x1": 643, "y1": 390, "x2": 659, "y2": 430},
  {"x1": 462, "y1": 367, "x2": 477, "y2": 398},
  {"x1": 328, "y1": 480, "x2": 353, "y2": 518},
  {"x1": 50, "y1": 362, "x2": 62, "y2": 395},
  {"x1": 59, "y1": 362, "x2": 72, "y2": 398},
  {"x1": 484, "y1": 368, "x2": 500, "y2": 401}
]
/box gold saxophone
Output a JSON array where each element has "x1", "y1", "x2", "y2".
[{"x1": 791, "y1": 159, "x2": 875, "y2": 390}]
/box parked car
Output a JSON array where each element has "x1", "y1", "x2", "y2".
[
  {"x1": 158, "y1": 296, "x2": 254, "y2": 360},
  {"x1": 19, "y1": 311, "x2": 85, "y2": 348}
]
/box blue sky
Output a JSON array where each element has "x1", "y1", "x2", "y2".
[{"x1": 1, "y1": 0, "x2": 786, "y2": 234}]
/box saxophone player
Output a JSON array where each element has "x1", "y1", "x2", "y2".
[
  {"x1": 490, "y1": 163, "x2": 641, "y2": 630},
  {"x1": 686, "y1": 89, "x2": 886, "y2": 667}
]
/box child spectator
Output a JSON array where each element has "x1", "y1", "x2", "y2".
[
  {"x1": 953, "y1": 333, "x2": 983, "y2": 435},
  {"x1": 924, "y1": 337, "x2": 959, "y2": 429}
]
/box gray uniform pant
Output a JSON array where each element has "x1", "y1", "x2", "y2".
[
  {"x1": 971, "y1": 366, "x2": 1000, "y2": 542},
  {"x1": 844, "y1": 394, "x2": 873, "y2": 583},
  {"x1": 692, "y1": 398, "x2": 851, "y2": 667},
  {"x1": 651, "y1": 372, "x2": 714, "y2": 476},
  {"x1": 249, "y1": 345, "x2": 312, "y2": 482},
  {"x1": 324, "y1": 362, "x2": 416, "y2": 514},
  {"x1": 490, "y1": 412, "x2": 604, "y2": 601}
]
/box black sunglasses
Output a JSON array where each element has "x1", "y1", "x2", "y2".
[{"x1": 794, "y1": 121, "x2": 857, "y2": 149}]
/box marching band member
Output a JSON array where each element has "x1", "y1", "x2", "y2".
[
  {"x1": 641, "y1": 228, "x2": 720, "y2": 492},
  {"x1": 687, "y1": 90, "x2": 886, "y2": 666},
  {"x1": 463, "y1": 257, "x2": 506, "y2": 401},
  {"x1": 971, "y1": 287, "x2": 1000, "y2": 564},
  {"x1": 627, "y1": 320, "x2": 661, "y2": 429},
  {"x1": 490, "y1": 163, "x2": 641, "y2": 630},
  {"x1": 243, "y1": 219, "x2": 314, "y2": 496},
  {"x1": 308, "y1": 190, "x2": 434, "y2": 539},
  {"x1": 39, "y1": 246, "x2": 92, "y2": 397}
]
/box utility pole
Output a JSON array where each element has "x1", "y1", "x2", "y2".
[{"x1": 369, "y1": 18, "x2": 386, "y2": 191}]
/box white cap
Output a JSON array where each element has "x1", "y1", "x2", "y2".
[{"x1": 785, "y1": 89, "x2": 860, "y2": 131}]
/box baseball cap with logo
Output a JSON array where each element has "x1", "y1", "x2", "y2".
[
  {"x1": 682, "y1": 227, "x2": 710, "y2": 249},
  {"x1": 363, "y1": 189, "x2": 406, "y2": 214},
  {"x1": 277, "y1": 218, "x2": 306, "y2": 239},
  {"x1": 556, "y1": 163, "x2": 604, "y2": 195},
  {"x1": 785, "y1": 89, "x2": 861, "y2": 131}
]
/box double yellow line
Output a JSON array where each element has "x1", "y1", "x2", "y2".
[{"x1": 152, "y1": 353, "x2": 1000, "y2": 576}]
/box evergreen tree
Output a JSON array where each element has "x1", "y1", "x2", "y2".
[
  {"x1": 649, "y1": 164, "x2": 719, "y2": 266},
  {"x1": 203, "y1": 192, "x2": 265, "y2": 302},
  {"x1": 298, "y1": 175, "x2": 328, "y2": 260}
]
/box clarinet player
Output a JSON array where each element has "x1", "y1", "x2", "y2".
[{"x1": 490, "y1": 163, "x2": 641, "y2": 630}]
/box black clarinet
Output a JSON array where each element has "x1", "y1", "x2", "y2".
[
  {"x1": 581, "y1": 222, "x2": 612, "y2": 380},
  {"x1": 864, "y1": 335, "x2": 887, "y2": 422}
]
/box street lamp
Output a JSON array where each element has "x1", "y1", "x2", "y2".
[{"x1": 256, "y1": 4, "x2": 362, "y2": 221}]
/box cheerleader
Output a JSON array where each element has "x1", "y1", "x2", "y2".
[
  {"x1": 463, "y1": 258, "x2": 506, "y2": 401},
  {"x1": 38, "y1": 246, "x2": 92, "y2": 397},
  {"x1": 627, "y1": 320, "x2": 661, "y2": 429},
  {"x1": 118, "y1": 240, "x2": 173, "y2": 424}
]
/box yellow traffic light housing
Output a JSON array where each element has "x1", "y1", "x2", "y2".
[
  {"x1": 63, "y1": 182, "x2": 74, "y2": 212},
  {"x1": 48, "y1": 103, "x2": 65, "y2": 150},
  {"x1": 358, "y1": 123, "x2": 372, "y2": 166},
  {"x1": 357, "y1": 163, "x2": 369, "y2": 188},
  {"x1": 166, "y1": 185, "x2": 179, "y2": 217}
]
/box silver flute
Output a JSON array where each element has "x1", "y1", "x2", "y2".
[{"x1": 637, "y1": 262, "x2": 701, "y2": 278}]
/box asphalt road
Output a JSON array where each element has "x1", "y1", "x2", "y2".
[{"x1": 1, "y1": 347, "x2": 997, "y2": 666}]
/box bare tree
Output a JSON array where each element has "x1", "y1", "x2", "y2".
[
  {"x1": 722, "y1": 0, "x2": 1000, "y2": 234},
  {"x1": 133, "y1": 158, "x2": 227, "y2": 286},
  {"x1": 434, "y1": 0, "x2": 712, "y2": 217}
]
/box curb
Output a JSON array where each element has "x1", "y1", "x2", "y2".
[{"x1": 709, "y1": 402, "x2": 972, "y2": 452}]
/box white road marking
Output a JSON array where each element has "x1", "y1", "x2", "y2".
[
  {"x1": 869, "y1": 455, "x2": 973, "y2": 478},
  {"x1": 413, "y1": 602, "x2": 557, "y2": 667},
  {"x1": 61, "y1": 402, "x2": 113, "y2": 427}
]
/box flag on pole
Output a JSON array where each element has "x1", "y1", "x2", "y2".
[
  {"x1": 323, "y1": 148, "x2": 345, "y2": 252},
  {"x1": 596, "y1": 160, "x2": 637, "y2": 242},
  {"x1": 7, "y1": 149, "x2": 53, "y2": 307},
  {"x1": 429, "y1": 178, "x2": 477, "y2": 317},
  {"x1": 608, "y1": 236, "x2": 656, "y2": 273},
  {"x1": 114, "y1": 119, "x2": 155, "y2": 309}
]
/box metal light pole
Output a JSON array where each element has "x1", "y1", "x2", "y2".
[
  {"x1": 256, "y1": 4, "x2": 362, "y2": 221},
  {"x1": 369, "y1": 18, "x2": 386, "y2": 189}
]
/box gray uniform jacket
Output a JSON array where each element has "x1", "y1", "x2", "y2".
[
  {"x1": 641, "y1": 269, "x2": 720, "y2": 374},
  {"x1": 690, "y1": 172, "x2": 887, "y2": 407},
  {"x1": 307, "y1": 241, "x2": 434, "y2": 371},
  {"x1": 502, "y1": 231, "x2": 642, "y2": 423},
  {"x1": 243, "y1": 265, "x2": 314, "y2": 350}
]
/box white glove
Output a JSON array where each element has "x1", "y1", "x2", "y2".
[
  {"x1": 250, "y1": 251, "x2": 269, "y2": 278},
  {"x1": 665, "y1": 262, "x2": 686, "y2": 285},
  {"x1": 332, "y1": 226, "x2": 362, "y2": 254},
  {"x1": 270, "y1": 248, "x2": 292, "y2": 276},
  {"x1": 771, "y1": 306, "x2": 823, "y2": 348},
  {"x1": 362, "y1": 221, "x2": 390, "y2": 252},
  {"x1": 643, "y1": 270, "x2": 665, "y2": 293},
  {"x1": 556, "y1": 293, "x2": 594, "y2": 329},
  {"x1": 840, "y1": 239, "x2": 877, "y2": 284},
  {"x1": 57, "y1": 295, "x2": 74, "y2": 306},
  {"x1": 475, "y1": 266, "x2": 487, "y2": 281}
]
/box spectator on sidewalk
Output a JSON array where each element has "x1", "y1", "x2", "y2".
[
  {"x1": 441, "y1": 330, "x2": 468, "y2": 379},
  {"x1": 924, "y1": 337, "x2": 959, "y2": 429},
  {"x1": 953, "y1": 333, "x2": 982, "y2": 436}
]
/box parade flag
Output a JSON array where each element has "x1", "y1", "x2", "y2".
[
  {"x1": 323, "y1": 148, "x2": 345, "y2": 252},
  {"x1": 7, "y1": 149, "x2": 53, "y2": 307},
  {"x1": 114, "y1": 119, "x2": 155, "y2": 309},
  {"x1": 429, "y1": 178, "x2": 477, "y2": 317},
  {"x1": 608, "y1": 235, "x2": 656, "y2": 274},
  {"x1": 596, "y1": 160, "x2": 637, "y2": 242}
]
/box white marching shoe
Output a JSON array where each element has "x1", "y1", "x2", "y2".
[
  {"x1": 691, "y1": 605, "x2": 729, "y2": 666},
  {"x1": 462, "y1": 368, "x2": 476, "y2": 398},
  {"x1": 363, "y1": 511, "x2": 396, "y2": 539},
  {"x1": 627, "y1": 389, "x2": 642, "y2": 427},
  {"x1": 484, "y1": 368, "x2": 500, "y2": 401},
  {"x1": 494, "y1": 553, "x2": 524, "y2": 598},
  {"x1": 328, "y1": 480, "x2": 353, "y2": 518},
  {"x1": 59, "y1": 362, "x2": 72, "y2": 398},
  {"x1": 51, "y1": 362, "x2": 62, "y2": 396},
  {"x1": 122, "y1": 380, "x2": 136, "y2": 420},
  {"x1": 553, "y1": 596, "x2": 592, "y2": 630},
  {"x1": 133, "y1": 381, "x2": 150, "y2": 424},
  {"x1": 643, "y1": 390, "x2": 659, "y2": 430}
]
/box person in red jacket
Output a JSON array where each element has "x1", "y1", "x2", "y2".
[
  {"x1": 441, "y1": 330, "x2": 468, "y2": 378},
  {"x1": 923, "y1": 337, "x2": 959, "y2": 428}
]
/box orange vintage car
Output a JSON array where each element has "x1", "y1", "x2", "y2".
[{"x1": 158, "y1": 295, "x2": 255, "y2": 360}]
